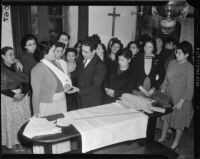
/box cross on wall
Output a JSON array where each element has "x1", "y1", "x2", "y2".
[{"x1": 108, "y1": 7, "x2": 120, "y2": 37}]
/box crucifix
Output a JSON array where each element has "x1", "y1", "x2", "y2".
[{"x1": 108, "y1": 7, "x2": 120, "y2": 36}]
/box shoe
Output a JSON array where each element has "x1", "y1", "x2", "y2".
[
  {"x1": 11, "y1": 144, "x2": 26, "y2": 153},
  {"x1": 157, "y1": 138, "x2": 166, "y2": 144},
  {"x1": 170, "y1": 145, "x2": 178, "y2": 151},
  {"x1": 167, "y1": 129, "x2": 174, "y2": 140},
  {"x1": 157, "y1": 140, "x2": 166, "y2": 144}
]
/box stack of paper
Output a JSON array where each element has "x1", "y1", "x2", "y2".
[
  {"x1": 119, "y1": 93, "x2": 165, "y2": 113},
  {"x1": 120, "y1": 93, "x2": 153, "y2": 113},
  {"x1": 23, "y1": 117, "x2": 62, "y2": 138}
]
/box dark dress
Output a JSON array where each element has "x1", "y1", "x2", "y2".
[
  {"x1": 161, "y1": 48, "x2": 176, "y2": 72},
  {"x1": 133, "y1": 52, "x2": 165, "y2": 91},
  {"x1": 20, "y1": 52, "x2": 37, "y2": 78},
  {"x1": 104, "y1": 64, "x2": 135, "y2": 104},
  {"x1": 71, "y1": 54, "x2": 106, "y2": 108}
]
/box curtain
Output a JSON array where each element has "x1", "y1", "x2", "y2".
[
  {"x1": 78, "y1": 6, "x2": 88, "y2": 41},
  {"x1": 10, "y1": 6, "x2": 31, "y2": 59}
]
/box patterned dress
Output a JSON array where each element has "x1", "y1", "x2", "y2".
[
  {"x1": 161, "y1": 60, "x2": 194, "y2": 130},
  {"x1": 1, "y1": 63, "x2": 31, "y2": 148}
]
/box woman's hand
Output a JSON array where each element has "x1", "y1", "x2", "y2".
[
  {"x1": 64, "y1": 84, "x2": 71, "y2": 92},
  {"x1": 173, "y1": 100, "x2": 184, "y2": 112},
  {"x1": 148, "y1": 88, "x2": 155, "y2": 96},
  {"x1": 105, "y1": 88, "x2": 114, "y2": 97},
  {"x1": 139, "y1": 86, "x2": 150, "y2": 97},
  {"x1": 14, "y1": 59, "x2": 23, "y2": 72},
  {"x1": 13, "y1": 93, "x2": 25, "y2": 102}
]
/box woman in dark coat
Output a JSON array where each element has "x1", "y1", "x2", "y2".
[
  {"x1": 104, "y1": 49, "x2": 135, "y2": 104},
  {"x1": 133, "y1": 38, "x2": 165, "y2": 97}
]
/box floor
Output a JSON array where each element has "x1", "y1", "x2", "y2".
[{"x1": 1, "y1": 119, "x2": 194, "y2": 159}]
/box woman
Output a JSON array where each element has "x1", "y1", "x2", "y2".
[
  {"x1": 104, "y1": 49, "x2": 135, "y2": 103},
  {"x1": 20, "y1": 34, "x2": 39, "y2": 78},
  {"x1": 64, "y1": 48, "x2": 80, "y2": 111},
  {"x1": 96, "y1": 42, "x2": 111, "y2": 69},
  {"x1": 108, "y1": 39, "x2": 123, "y2": 62},
  {"x1": 126, "y1": 41, "x2": 140, "y2": 67},
  {"x1": 31, "y1": 42, "x2": 72, "y2": 117},
  {"x1": 133, "y1": 38, "x2": 165, "y2": 97},
  {"x1": 57, "y1": 32, "x2": 70, "y2": 49},
  {"x1": 107, "y1": 39, "x2": 123, "y2": 75},
  {"x1": 1, "y1": 47, "x2": 31, "y2": 151},
  {"x1": 154, "y1": 36, "x2": 165, "y2": 63},
  {"x1": 157, "y1": 41, "x2": 194, "y2": 150},
  {"x1": 64, "y1": 48, "x2": 77, "y2": 74},
  {"x1": 107, "y1": 37, "x2": 119, "y2": 54}
]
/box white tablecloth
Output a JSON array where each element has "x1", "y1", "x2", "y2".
[{"x1": 62, "y1": 102, "x2": 148, "y2": 153}]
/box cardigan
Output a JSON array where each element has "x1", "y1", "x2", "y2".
[{"x1": 31, "y1": 62, "x2": 64, "y2": 114}]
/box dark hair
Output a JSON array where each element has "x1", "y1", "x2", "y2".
[
  {"x1": 176, "y1": 41, "x2": 193, "y2": 55},
  {"x1": 74, "y1": 40, "x2": 82, "y2": 49},
  {"x1": 165, "y1": 36, "x2": 177, "y2": 45},
  {"x1": 58, "y1": 32, "x2": 70, "y2": 41},
  {"x1": 98, "y1": 43, "x2": 108, "y2": 60},
  {"x1": 143, "y1": 38, "x2": 157, "y2": 54},
  {"x1": 140, "y1": 34, "x2": 152, "y2": 44},
  {"x1": 107, "y1": 37, "x2": 119, "y2": 53},
  {"x1": 21, "y1": 34, "x2": 38, "y2": 51},
  {"x1": 126, "y1": 41, "x2": 140, "y2": 50},
  {"x1": 82, "y1": 38, "x2": 98, "y2": 51},
  {"x1": 116, "y1": 49, "x2": 132, "y2": 60},
  {"x1": 65, "y1": 48, "x2": 77, "y2": 57},
  {"x1": 109, "y1": 39, "x2": 123, "y2": 54},
  {"x1": 37, "y1": 41, "x2": 65, "y2": 60},
  {"x1": 91, "y1": 34, "x2": 101, "y2": 45},
  {"x1": 54, "y1": 41, "x2": 65, "y2": 49},
  {"x1": 1, "y1": 46, "x2": 14, "y2": 56},
  {"x1": 1, "y1": 46, "x2": 14, "y2": 62}
]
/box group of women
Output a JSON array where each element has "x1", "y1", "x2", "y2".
[{"x1": 1, "y1": 32, "x2": 194, "y2": 152}]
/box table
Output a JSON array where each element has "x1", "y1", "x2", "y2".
[{"x1": 19, "y1": 108, "x2": 172, "y2": 154}]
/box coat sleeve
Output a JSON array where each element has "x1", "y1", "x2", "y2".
[
  {"x1": 31, "y1": 65, "x2": 44, "y2": 114},
  {"x1": 79, "y1": 63, "x2": 106, "y2": 96},
  {"x1": 1, "y1": 71, "x2": 15, "y2": 97},
  {"x1": 134, "y1": 58, "x2": 145, "y2": 90}
]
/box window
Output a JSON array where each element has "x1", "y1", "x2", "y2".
[{"x1": 31, "y1": 6, "x2": 68, "y2": 42}]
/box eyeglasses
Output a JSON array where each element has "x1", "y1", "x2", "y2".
[{"x1": 82, "y1": 50, "x2": 91, "y2": 54}]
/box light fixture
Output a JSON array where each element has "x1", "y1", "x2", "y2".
[{"x1": 152, "y1": 1, "x2": 189, "y2": 34}]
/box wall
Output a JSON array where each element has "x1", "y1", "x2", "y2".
[
  {"x1": 88, "y1": 6, "x2": 137, "y2": 47},
  {"x1": 180, "y1": 18, "x2": 194, "y2": 49},
  {"x1": 68, "y1": 6, "x2": 78, "y2": 47}
]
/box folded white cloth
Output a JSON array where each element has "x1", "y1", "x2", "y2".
[{"x1": 23, "y1": 117, "x2": 62, "y2": 138}]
